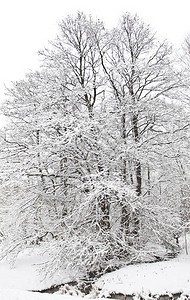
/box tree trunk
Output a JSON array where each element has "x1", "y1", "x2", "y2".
[{"x1": 98, "y1": 195, "x2": 110, "y2": 230}]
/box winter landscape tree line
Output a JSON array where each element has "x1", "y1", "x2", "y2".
[{"x1": 0, "y1": 11, "x2": 190, "y2": 284}]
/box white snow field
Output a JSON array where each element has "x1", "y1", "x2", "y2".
[
  {"x1": 0, "y1": 236, "x2": 190, "y2": 299},
  {"x1": 95, "y1": 235, "x2": 190, "y2": 298},
  {"x1": 96, "y1": 252, "x2": 190, "y2": 297},
  {"x1": 0, "y1": 290, "x2": 83, "y2": 300},
  {"x1": 0, "y1": 248, "x2": 73, "y2": 299},
  {"x1": 0, "y1": 249, "x2": 71, "y2": 291}
]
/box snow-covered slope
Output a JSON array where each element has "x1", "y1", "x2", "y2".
[
  {"x1": 96, "y1": 236, "x2": 190, "y2": 297},
  {"x1": 96, "y1": 255, "x2": 190, "y2": 297},
  {"x1": 0, "y1": 248, "x2": 71, "y2": 291},
  {"x1": 0, "y1": 289, "x2": 83, "y2": 300},
  {"x1": 0, "y1": 235, "x2": 190, "y2": 299}
]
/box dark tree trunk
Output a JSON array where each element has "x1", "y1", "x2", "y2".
[
  {"x1": 147, "y1": 166, "x2": 151, "y2": 196},
  {"x1": 98, "y1": 195, "x2": 110, "y2": 230},
  {"x1": 36, "y1": 129, "x2": 45, "y2": 185},
  {"x1": 136, "y1": 160, "x2": 142, "y2": 197},
  {"x1": 132, "y1": 114, "x2": 142, "y2": 196},
  {"x1": 120, "y1": 206, "x2": 130, "y2": 235}
]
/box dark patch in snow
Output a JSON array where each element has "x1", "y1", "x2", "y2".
[
  {"x1": 32, "y1": 280, "x2": 78, "y2": 294},
  {"x1": 108, "y1": 292, "x2": 184, "y2": 300}
]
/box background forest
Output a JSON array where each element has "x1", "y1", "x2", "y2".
[{"x1": 0, "y1": 12, "x2": 190, "y2": 284}]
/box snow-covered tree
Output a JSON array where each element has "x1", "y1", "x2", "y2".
[
  {"x1": 0, "y1": 12, "x2": 188, "y2": 283},
  {"x1": 95, "y1": 13, "x2": 186, "y2": 236}
]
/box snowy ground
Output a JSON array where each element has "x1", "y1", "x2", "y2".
[
  {"x1": 0, "y1": 290, "x2": 83, "y2": 300},
  {"x1": 95, "y1": 235, "x2": 190, "y2": 298},
  {"x1": 0, "y1": 248, "x2": 71, "y2": 291},
  {"x1": 96, "y1": 252, "x2": 190, "y2": 297},
  {"x1": 0, "y1": 235, "x2": 190, "y2": 299},
  {"x1": 0, "y1": 248, "x2": 74, "y2": 299}
]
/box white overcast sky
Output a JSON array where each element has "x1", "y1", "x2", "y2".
[{"x1": 0, "y1": 0, "x2": 190, "y2": 125}]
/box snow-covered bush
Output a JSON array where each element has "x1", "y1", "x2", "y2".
[{"x1": 34, "y1": 179, "x2": 180, "y2": 281}]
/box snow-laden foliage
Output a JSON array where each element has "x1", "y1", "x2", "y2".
[{"x1": 0, "y1": 12, "x2": 189, "y2": 281}]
